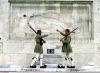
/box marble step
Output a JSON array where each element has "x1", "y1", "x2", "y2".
[{"x1": 0, "y1": 65, "x2": 100, "y2": 72}]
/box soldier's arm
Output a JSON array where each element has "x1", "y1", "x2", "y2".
[
  {"x1": 67, "y1": 36, "x2": 71, "y2": 44},
  {"x1": 41, "y1": 34, "x2": 49, "y2": 38},
  {"x1": 56, "y1": 29, "x2": 66, "y2": 36},
  {"x1": 35, "y1": 36, "x2": 40, "y2": 43},
  {"x1": 61, "y1": 36, "x2": 71, "y2": 44}
]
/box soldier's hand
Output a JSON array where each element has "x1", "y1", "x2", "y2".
[
  {"x1": 56, "y1": 29, "x2": 59, "y2": 32},
  {"x1": 27, "y1": 22, "x2": 29, "y2": 25},
  {"x1": 60, "y1": 39, "x2": 62, "y2": 41},
  {"x1": 30, "y1": 16, "x2": 34, "y2": 18},
  {"x1": 27, "y1": 23, "x2": 30, "y2": 26},
  {"x1": 60, "y1": 38, "x2": 63, "y2": 41}
]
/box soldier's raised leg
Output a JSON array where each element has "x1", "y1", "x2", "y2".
[{"x1": 30, "y1": 53, "x2": 39, "y2": 68}]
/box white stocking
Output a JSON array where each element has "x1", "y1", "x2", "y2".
[
  {"x1": 30, "y1": 53, "x2": 39, "y2": 66},
  {"x1": 40, "y1": 54, "x2": 43, "y2": 66}
]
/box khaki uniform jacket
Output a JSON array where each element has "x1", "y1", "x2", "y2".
[
  {"x1": 60, "y1": 32, "x2": 72, "y2": 55},
  {"x1": 34, "y1": 34, "x2": 48, "y2": 54}
]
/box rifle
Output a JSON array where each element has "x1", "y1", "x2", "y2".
[
  {"x1": 28, "y1": 24, "x2": 37, "y2": 33},
  {"x1": 60, "y1": 27, "x2": 78, "y2": 41},
  {"x1": 28, "y1": 23, "x2": 45, "y2": 45},
  {"x1": 68, "y1": 27, "x2": 78, "y2": 35}
]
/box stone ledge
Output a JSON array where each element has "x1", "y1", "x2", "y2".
[{"x1": 8, "y1": 0, "x2": 93, "y2": 4}]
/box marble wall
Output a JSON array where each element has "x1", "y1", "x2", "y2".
[{"x1": 0, "y1": 0, "x2": 100, "y2": 66}]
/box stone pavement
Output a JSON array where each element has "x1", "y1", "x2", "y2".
[{"x1": 0, "y1": 65, "x2": 100, "y2": 73}]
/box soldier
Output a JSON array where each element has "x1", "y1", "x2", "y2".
[
  {"x1": 56, "y1": 29, "x2": 75, "y2": 68},
  {"x1": 30, "y1": 29, "x2": 50, "y2": 68}
]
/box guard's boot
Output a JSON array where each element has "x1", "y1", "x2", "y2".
[
  {"x1": 71, "y1": 66, "x2": 75, "y2": 68},
  {"x1": 67, "y1": 65, "x2": 71, "y2": 68},
  {"x1": 67, "y1": 65, "x2": 75, "y2": 68},
  {"x1": 40, "y1": 65, "x2": 47, "y2": 68},
  {"x1": 57, "y1": 65, "x2": 61, "y2": 68},
  {"x1": 57, "y1": 65, "x2": 65, "y2": 68},
  {"x1": 30, "y1": 65, "x2": 36, "y2": 68},
  {"x1": 61, "y1": 66, "x2": 65, "y2": 68}
]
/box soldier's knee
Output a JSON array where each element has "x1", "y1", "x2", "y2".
[
  {"x1": 69, "y1": 57, "x2": 73, "y2": 61},
  {"x1": 65, "y1": 58, "x2": 67, "y2": 60},
  {"x1": 32, "y1": 57, "x2": 38, "y2": 60}
]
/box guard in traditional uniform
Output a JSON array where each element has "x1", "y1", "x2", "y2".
[
  {"x1": 30, "y1": 30, "x2": 50, "y2": 68},
  {"x1": 56, "y1": 29, "x2": 75, "y2": 68}
]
